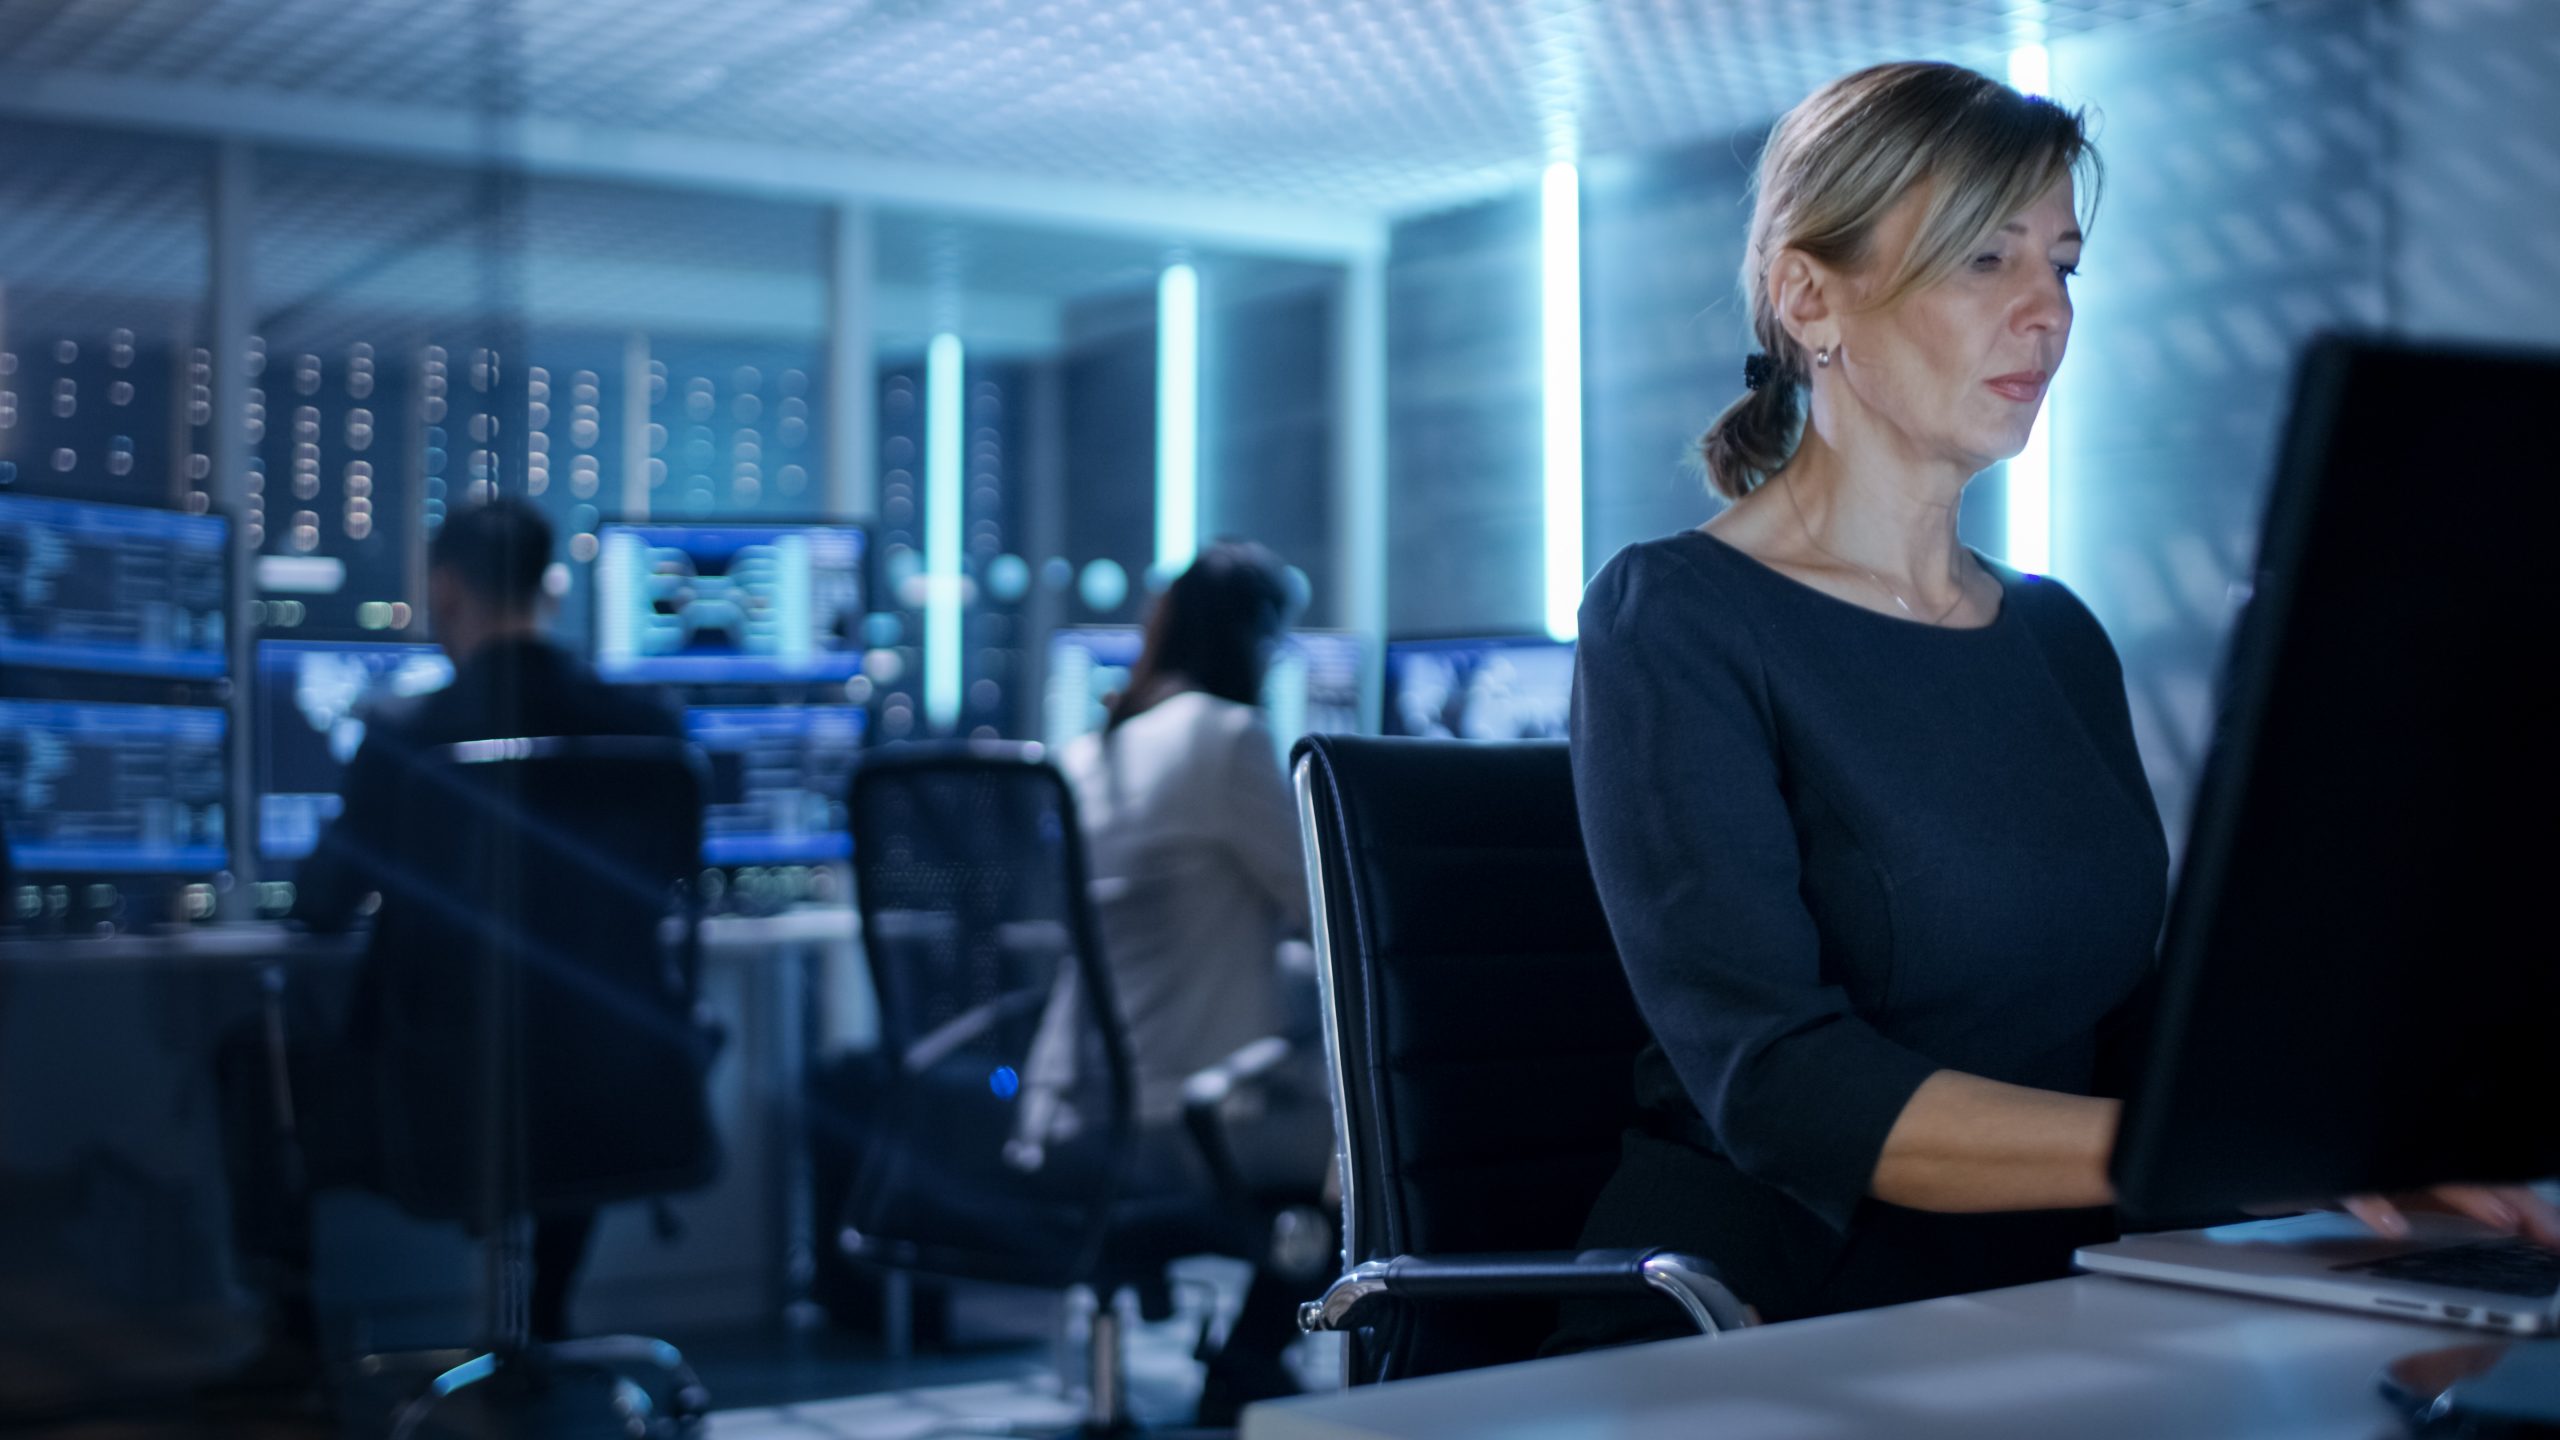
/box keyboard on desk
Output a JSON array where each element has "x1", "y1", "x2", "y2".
[{"x1": 2343, "y1": 1238, "x2": 2560, "y2": 1298}]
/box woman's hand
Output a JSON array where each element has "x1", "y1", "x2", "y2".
[{"x1": 2340, "y1": 1185, "x2": 2560, "y2": 1247}]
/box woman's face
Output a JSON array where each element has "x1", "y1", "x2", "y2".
[{"x1": 1829, "y1": 173, "x2": 2082, "y2": 476}]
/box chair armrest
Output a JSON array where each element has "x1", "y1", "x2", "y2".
[
  {"x1": 1298, "y1": 1248, "x2": 1752, "y2": 1337},
  {"x1": 1179, "y1": 1035, "x2": 1296, "y2": 1209},
  {"x1": 900, "y1": 986, "x2": 1051, "y2": 1073},
  {"x1": 1181, "y1": 1034, "x2": 1295, "y2": 1113}
]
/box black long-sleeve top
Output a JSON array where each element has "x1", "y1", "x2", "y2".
[
  {"x1": 292, "y1": 635, "x2": 683, "y2": 935},
  {"x1": 1567, "y1": 529, "x2": 2169, "y2": 1322}
]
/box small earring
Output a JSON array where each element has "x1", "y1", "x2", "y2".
[{"x1": 1815, "y1": 346, "x2": 1833, "y2": 369}]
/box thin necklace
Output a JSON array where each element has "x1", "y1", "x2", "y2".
[{"x1": 1779, "y1": 474, "x2": 1968, "y2": 625}]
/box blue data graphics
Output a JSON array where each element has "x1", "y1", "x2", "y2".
[
  {"x1": 686, "y1": 704, "x2": 865, "y2": 865},
  {"x1": 0, "y1": 494, "x2": 228, "y2": 679},
  {"x1": 1264, "y1": 630, "x2": 1369, "y2": 759},
  {"x1": 1041, "y1": 626, "x2": 1144, "y2": 754},
  {"x1": 1385, "y1": 636, "x2": 1576, "y2": 741},
  {"x1": 595, "y1": 523, "x2": 867, "y2": 683},
  {"x1": 252, "y1": 641, "x2": 454, "y2": 861},
  {"x1": 0, "y1": 700, "x2": 228, "y2": 873}
]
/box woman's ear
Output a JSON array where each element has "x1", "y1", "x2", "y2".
[{"x1": 1769, "y1": 247, "x2": 1838, "y2": 355}]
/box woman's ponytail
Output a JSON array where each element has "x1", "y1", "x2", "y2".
[{"x1": 1698, "y1": 361, "x2": 1805, "y2": 501}]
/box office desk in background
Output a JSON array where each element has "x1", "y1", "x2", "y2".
[
  {"x1": 1246, "y1": 1275, "x2": 2450, "y2": 1439},
  {"x1": 0, "y1": 908, "x2": 865, "y2": 1413}
]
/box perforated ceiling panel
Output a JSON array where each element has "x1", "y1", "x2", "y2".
[
  {"x1": 4, "y1": 0, "x2": 2267, "y2": 215},
  {"x1": 0, "y1": 124, "x2": 206, "y2": 305}
]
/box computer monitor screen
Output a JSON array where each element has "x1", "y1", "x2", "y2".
[
  {"x1": 2111, "y1": 336, "x2": 2559, "y2": 1218},
  {"x1": 593, "y1": 522, "x2": 867, "y2": 683},
  {"x1": 1262, "y1": 630, "x2": 1370, "y2": 761},
  {"x1": 1042, "y1": 627, "x2": 1369, "y2": 760},
  {"x1": 1384, "y1": 636, "x2": 1575, "y2": 740},
  {"x1": 253, "y1": 640, "x2": 454, "y2": 861},
  {"x1": 0, "y1": 700, "x2": 229, "y2": 873},
  {"x1": 1042, "y1": 626, "x2": 1145, "y2": 755},
  {"x1": 687, "y1": 705, "x2": 865, "y2": 865},
  {"x1": 0, "y1": 494, "x2": 228, "y2": 680}
]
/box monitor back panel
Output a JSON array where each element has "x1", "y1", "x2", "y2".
[{"x1": 2113, "y1": 336, "x2": 2560, "y2": 1217}]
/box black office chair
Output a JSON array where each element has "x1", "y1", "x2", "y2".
[
  {"x1": 841, "y1": 743, "x2": 1252, "y2": 1436},
  {"x1": 353, "y1": 735, "x2": 721, "y2": 1438},
  {"x1": 1288, "y1": 735, "x2": 1750, "y2": 1384}
]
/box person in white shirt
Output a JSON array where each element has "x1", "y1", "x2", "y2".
[
  {"x1": 1041, "y1": 541, "x2": 1330, "y2": 1423},
  {"x1": 1061, "y1": 543, "x2": 1310, "y2": 1127}
]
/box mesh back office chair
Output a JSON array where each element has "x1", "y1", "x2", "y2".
[
  {"x1": 842, "y1": 744, "x2": 1247, "y2": 1436},
  {"x1": 357, "y1": 736, "x2": 720, "y2": 1437},
  {"x1": 1289, "y1": 736, "x2": 1750, "y2": 1384}
]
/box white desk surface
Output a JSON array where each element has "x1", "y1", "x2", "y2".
[
  {"x1": 1244, "y1": 1275, "x2": 2457, "y2": 1440},
  {"x1": 0, "y1": 923, "x2": 366, "y2": 964},
  {"x1": 0, "y1": 905, "x2": 857, "y2": 964},
  {"x1": 700, "y1": 904, "x2": 858, "y2": 948}
]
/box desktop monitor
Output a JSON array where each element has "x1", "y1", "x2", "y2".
[
  {"x1": 1042, "y1": 626, "x2": 1370, "y2": 762},
  {"x1": 2111, "y1": 335, "x2": 2560, "y2": 1218},
  {"x1": 1383, "y1": 635, "x2": 1575, "y2": 741},
  {"x1": 1260, "y1": 630, "x2": 1370, "y2": 762},
  {"x1": 592, "y1": 521, "x2": 868, "y2": 683},
  {"x1": 0, "y1": 493, "x2": 228, "y2": 680},
  {"x1": 0, "y1": 699, "x2": 229, "y2": 873},
  {"x1": 686, "y1": 704, "x2": 866, "y2": 866},
  {"x1": 1042, "y1": 625, "x2": 1144, "y2": 755},
  {"x1": 252, "y1": 639, "x2": 454, "y2": 862}
]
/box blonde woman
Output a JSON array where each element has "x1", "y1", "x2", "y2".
[{"x1": 1557, "y1": 61, "x2": 2558, "y2": 1348}]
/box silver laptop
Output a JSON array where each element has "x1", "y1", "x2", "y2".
[{"x1": 2078, "y1": 1211, "x2": 2560, "y2": 1336}]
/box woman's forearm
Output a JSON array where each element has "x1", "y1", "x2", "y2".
[{"x1": 1868, "y1": 1070, "x2": 2120, "y2": 1213}]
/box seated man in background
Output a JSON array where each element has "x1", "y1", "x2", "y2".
[{"x1": 213, "y1": 497, "x2": 683, "y2": 1397}]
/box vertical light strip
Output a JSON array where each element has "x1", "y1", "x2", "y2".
[
  {"x1": 2006, "y1": 42, "x2": 2053, "y2": 575},
  {"x1": 925, "y1": 331, "x2": 964, "y2": 732},
  {"x1": 1155, "y1": 262, "x2": 1200, "y2": 578},
  {"x1": 2008, "y1": 407, "x2": 2052, "y2": 575},
  {"x1": 1540, "y1": 161, "x2": 1584, "y2": 643}
]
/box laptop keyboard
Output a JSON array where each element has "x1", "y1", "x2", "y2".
[{"x1": 2342, "y1": 1238, "x2": 2560, "y2": 1298}]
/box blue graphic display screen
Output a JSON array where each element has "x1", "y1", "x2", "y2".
[
  {"x1": 0, "y1": 494, "x2": 228, "y2": 680},
  {"x1": 0, "y1": 700, "x2": 230, "y2": 873},
  {"x1": 687, "y1": 704, "x2": 865, "y2": 864},
  {"x1": 1041, "y1": 626, "x2": 1145, "y2": 754},
  {"x1": 593, "y1": 523, "x2": 867, "y2": 682},
  {"x1": 1384, "y1": 636, "x2": 1575, "y2": 741},
  {"x1": 1262, "y1": 630, "x2": 1368, "y2": 761},
  {"x1": 252, "y1": 640, "x2": 454, "y2": 861}
]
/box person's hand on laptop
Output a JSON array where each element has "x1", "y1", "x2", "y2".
[{"x1": 2340, "y1": 1184, "x2": 2560, "y2": 1248}]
